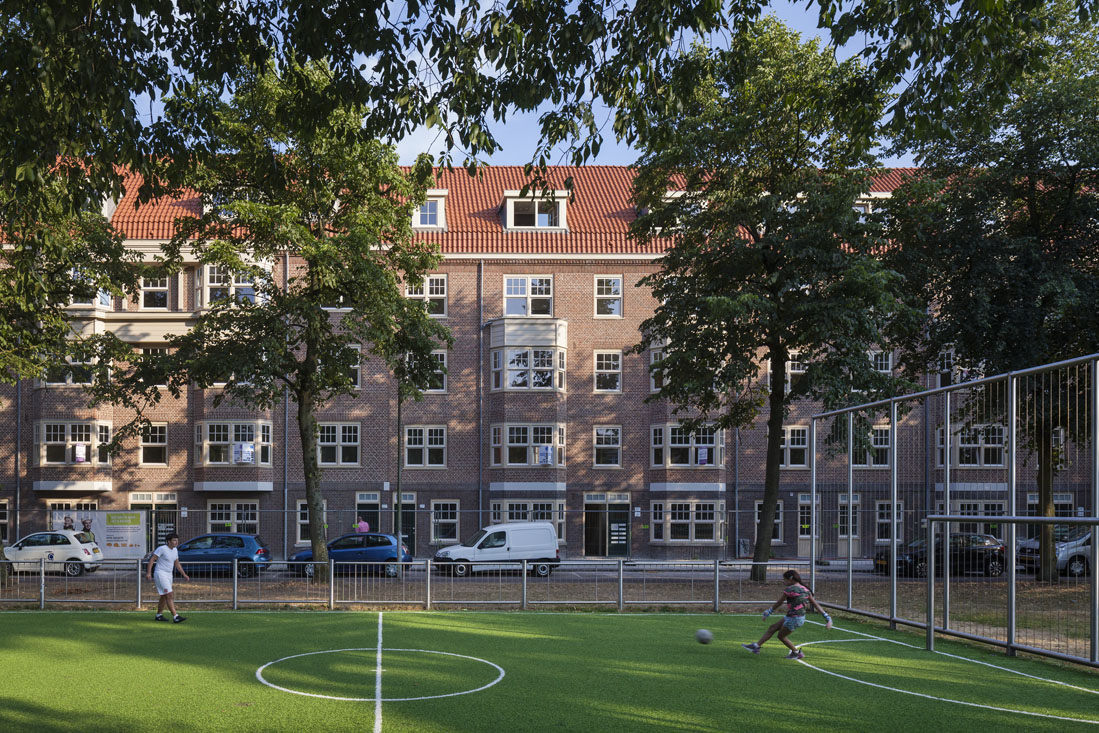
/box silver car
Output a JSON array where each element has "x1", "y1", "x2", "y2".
[{"x1": 1018, "y1": 528, "x2": 1092, "y2": 577}]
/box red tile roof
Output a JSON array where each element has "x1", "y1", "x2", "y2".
[{"x1": 110, "y1": 166, "x2": 916, "y2": 255}]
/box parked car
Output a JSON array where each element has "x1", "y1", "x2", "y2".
[
  {"x1": 873, "y1": 533, "x2": 1006, "y2": 577},
  {"x1": 4, "y1": 530, "x2": 103, "y2": 576},
  {"x1": 1018, "y1": 528, "x2": 1092, "y2": 577},
  {"x1": 287, "y1": 533, "x2": 411, "y2": 578},
  {"x1": 432, "y1": 521, "x2": 561, "y2": 577},
  {"x1": 143, "y1": 533, "x2": 271, "y2": 577}
]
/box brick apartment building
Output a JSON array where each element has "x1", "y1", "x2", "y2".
[{"x1": 1, "y1": 165, "x2": 1090, "y2": 560}]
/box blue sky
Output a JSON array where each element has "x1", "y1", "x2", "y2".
[{"x1": 395, "y1": 2, "x2": 916, "y2": 168}]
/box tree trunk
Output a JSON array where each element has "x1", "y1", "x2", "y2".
[
  {"x1": 751, "y1": 349, "x2": 787, "y2": 582},
  {"x1": 297, "y1": 392, "x2": 329, "y2": 569},
  {"x1": 0, "y1": 544, "x2": 8, "y2": 585},
  {"x1": 1036, "y1": 420, "x2": 1057, "y2": 582}
]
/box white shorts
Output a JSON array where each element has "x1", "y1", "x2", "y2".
[{"x1": 153, "y1": 571, "x2": 173, "y2": 596}]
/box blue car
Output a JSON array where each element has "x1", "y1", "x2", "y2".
[
  {"x1": 288, "y1": 533, "x2": 411, "y2": 578},
  {"x1": 150, "y1": 533, "x2": 271, "y2": 577}
]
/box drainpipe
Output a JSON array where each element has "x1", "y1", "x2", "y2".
[
  {"x1": 477, "y1": 260, "x2": 484, "y2": 527},
  {"x1": 733, "y1": 427, "x2": 739, "y2": 559}
]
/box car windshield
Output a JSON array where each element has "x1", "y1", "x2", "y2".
[
  {"x1": 74, "y1": 532, "x2": 93, "y2": 544},
  {"x1": 461, "y1": 529, "x2": 487, "y2": 548},
  {"x1": 1062, "y1": 528, "x2": 1091, "y2": 543},
  {"x1": 905, "y1": 538, "x2": 926, "y2": 550}
]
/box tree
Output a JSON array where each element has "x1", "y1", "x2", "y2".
[
  {"x1": 631, "y1": 19, "x2": 918, "y2": 582},
  {"x1": 4, "y1": 2, "x2": 1095, "y2": 389},
  {"x1": 94, "y1": 60, "x2": 451, "y2": 566},
  {"x1": 885, "y1": 1, "x2": 1099, "y2": 581}
]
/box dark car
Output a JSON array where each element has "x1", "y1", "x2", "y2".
[
  {"x1": 287, "y1": 533, "x2": 411, "y2": 578},
  {"x1": 144, "y1": 533, "x2": 271, "y2": 577},
  {"x1": 873, "y1": 533, "x2": 1006, "y2": 577}
]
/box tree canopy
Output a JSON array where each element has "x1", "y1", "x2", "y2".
[
  {"x1": 94, "y1": 60, "x2": 451, "y2": 562},
  {"x1": 631, "y1": 18, "x2": 918, "y2": 580}
]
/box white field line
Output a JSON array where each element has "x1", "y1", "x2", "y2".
[
  {"x1": 375, "y1": 612, "x2": 383, "y2": 733},
  {"x1": 796, "y1": 624, "x2": 1099, "y2": 725}
]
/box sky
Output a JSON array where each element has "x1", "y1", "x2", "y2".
[{"x1": 394, "y1": 1, "x2": 917, "y2": 168}]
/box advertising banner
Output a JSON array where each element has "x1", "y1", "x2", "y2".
[{"x1": 50, "y1": 510, "x2": 147, "y2": 559}]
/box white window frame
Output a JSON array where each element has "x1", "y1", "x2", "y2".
[
  {"x1": 405, "y1": 425, "x2": 447, "y2": 468},
  {"x1": 318, "y1": 422, "x2": 360, "y2": 466},
  {"x1": 195, "y1": 421, "x2": 272, "y2": 466},
  {"x1": 852, "y1": 426, "x2": 890, "y2": 468},
  {"x1": 593, "y1": 351, "x2": 622, "y2": 393},
  {"x1": 798, "y1": 494, "x2": 820, "y2": 540},
  {"x1": 651, "y1": 424, "x2": 723, "y2": 468},
  {"x1": 68, "y1": 268, "x2": 112, "y2": 308},
  {"x1": 347, "y1": 344, "x2": 361, "y2": 390},
  {"x1": 504, "y1": 191, "x2": 568, "y2": 230},
  {"x1": 780, "y1": 426, "x2": 808, "y2": 468},
  {"x1": 201, "y1": 264, "x2": 256, "y2": 307},
  {"x1": 755, "y1": 500, "x2": 784, "y2": 543},
  {"x1": 295, "y1": 499, "x2": 327, "y2": 545},
  {"x1": 654, "y1": 500, "x2": 724, "y2": 543},
  {"x1": 957, "y1": 501, "x2": 1004, "y2": 536},
  {"x1": 490, "y1": 500, "x2": 567, "y2": 540},
  {"x1": 140, "y1": 423, "x2": 168, "y2": 465},
  {"x1": 35, "y1": 421, "x2": 110, "y2": 466},
  {"x1": 650, "y1": 349, "x2": 664, "y2": 392},
  {"x1": 43, "y1": 357, "x2": 95, "y2": 386},
  {"x1": 492, "y1": 347, "x2": 565, "y2": 391},
  {"x1": 413, "y1": 193, "x2": 448, "y2": 230},
  {"x1": 875, "y1": 500, "x2": 903, "y2": 544},
  {"x1": 870, "y1": 350, "x2": 893, "y2": 374},
  {"x1": 503, "y1": 275, "x2": 553, "y2": 317},
  {"x1": 431, "y1": 500, "x2": 459, "y2": 543},
  {"x1": 406, "y1": 274, "x2": 448, "y2": 317},
  {"x1": 594, "y1": 275, "x2": 623, "y2": 318},
  {"x1": 839, "y1": 494, "x2": 860, "y2": 539},
  {"x1": 937, "y1": 425, "x2": 1006, "y2": 467},
  {"x1": 426, "y1": 350, "x2": 447, "y2": 393},
  {"x1": 208, "y1": 501, "x2": 259, "y2": 535},
  {"x1": 140, "y1": 272, "x2": 170, "y2": 310},
  {"x1": 491, "y1": 423, "x2": 566, "y2": 466},
  {"x1": 593, "y1": 426, "x2": 622, "y2": 467}
]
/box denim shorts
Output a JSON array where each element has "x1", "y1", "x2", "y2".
[{"x1": 783, "y1": 614, "x2": 806, "y2": 631}]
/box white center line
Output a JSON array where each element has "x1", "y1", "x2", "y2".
[{"x1": 374, "y1": 612, "x2": 383, "y2": 733}]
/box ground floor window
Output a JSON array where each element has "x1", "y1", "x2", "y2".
[
  {"x1": 47, "y1": 501, "x2": 98, "y2": 531},
  {"x1": 957, "y1": 501, "x2": 1004, "y2": 537},
  {"x1": 296, "y1": 499, "x2": 327, "y2": 545},
  {"x1": 754, "y1": 500, "x2": 784, "y2": 543},
  {"x1": 798, "y1": 494, "x2": 820, "y2": 540},
  {"x1": 356, "y1": 492, "x2": 381, "y2": 534},
  {"x1": 0, "y1": 500, "x2": 7, "y2": 543},
  {"x1": 490, "y1": 500, "x2": 567, "y2": 539},
  {"x1": 209, "y1": 501, "x2": 258, "y2": 535},
  {"x1": 651, "y1": 501, "x2": 724, "y2": 542},
  {"x1": 875, "y1": 500, "x2": 904, "y2": 543},
  {"x1": 431, "y1": 501, "x2": 459, "y2": 543}
]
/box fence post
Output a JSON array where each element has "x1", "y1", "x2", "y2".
[
  {"x1": 136, "y1": 559, "x2": 142, "y2": 610},
  {"x1": 39, "y1": 558, "x2": 45, "y2": 610},
  {"x1": 943, "y1": 391, "x2": 951, "y2": 628},
  {"x1": 846, "y1": 413, "x2": 854, "y2": 609},
  {"x1": 425, "y1": 560, "x2": 432, "y2": 611},
  {"x1": 521, "y1": 560, "x2": 528, "y2": 610},
  {"x1": 889, "y1": 399, "x2": 898, "y2": 628},
  {"x1": 328, "y1": 561, "x2": 335, "y2": 610},
  {"x1": 926, "y1": 519, "x2": 935, "y2": 652},
  {"x1": 617, "y1": 559, "x2": 624, "y2": 612},
  {"x1": 232, "y1": 558, "x2": 239, "y2": 611},
  {"x1": 1092, "y1": 358, "x2": 1099, "y2": 664},
  {"x1": 1006, "y1": 372, "x2": 1017, "y2": 657},
  {"x1": 713, "y1": 559, "x2": 720, "y2": 613},
  {"x1": 809, "y1": 420, "x2": 817, "y2": 592}
]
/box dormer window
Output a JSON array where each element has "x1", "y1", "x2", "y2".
[
  {"x1": 413, "y1": 189, "x2": 447, "y2": 229},
  {"x1": 503, "y1": 190, "x2": 568, "y2": 231}
]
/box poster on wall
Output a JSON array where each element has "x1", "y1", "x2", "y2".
[{"x1": 50, "y1": 510, "x2": 146, "y2": 559}]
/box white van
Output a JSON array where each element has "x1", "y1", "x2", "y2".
[{"x1": 432, "y1": 521, "x2": 560, "y2": 577}]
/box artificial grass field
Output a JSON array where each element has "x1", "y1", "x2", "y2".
[{"x1": 2, "y1": 611, "x2": 1098, "y2": 732}]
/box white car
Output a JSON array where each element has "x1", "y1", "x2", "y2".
[{"x1": 4, "y1": 530, "x2": 103, "y2": 576}]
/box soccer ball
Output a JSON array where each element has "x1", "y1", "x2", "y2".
[{"x1": 696, "y1": 629, "x2": 713, "y2": 645}]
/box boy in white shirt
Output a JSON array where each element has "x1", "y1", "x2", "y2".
[{"x1": 146, "y1": 533, "x2": 190, "y2": 623}]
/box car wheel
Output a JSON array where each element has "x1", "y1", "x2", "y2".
[
  {"x1": 1066, "y1": 556, "x2": 1090, "y2": 578},
  {"x1": 913, "y1": 560, "x2": 928, "y2": 578},
  {"x1": 384, "y1": 561, "x2": 398, "y2": 578},
  {"x1": 985, "y1": 558, "x2": 1004, "y2": 577},
  {"x1": 452, "y1": 563, "x2": 470, "y2": 578},
  {"x1": 531, "y1": 563, "x2": 552, "y2": 577},
  {"x1": 303, "y1": 562, "x2": 315, "y2": 579},
  {"x1": 238, "y1": 562, "x2": 256, "y2": 578},
  {"x1": 64, "y1": 560, "x2": 85, "y2": 577}
]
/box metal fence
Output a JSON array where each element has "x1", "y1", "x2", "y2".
[
  {"x1": 0, "y1": 558, "x2": 812, "y2": 611},
  {"x1": 810, "y1": 353, "x2": 1099, "y2": 668}
]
